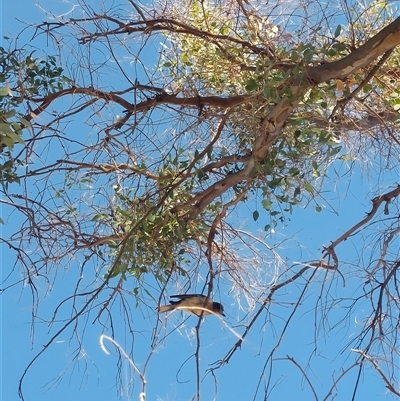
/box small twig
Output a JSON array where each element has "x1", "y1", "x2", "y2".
[
  {"x1": 284, "y1": 356, "x2": 319, "y2": 401},
  {"x1": 322, "y1": 186, "x2": 400, "y2": 266},
  {"x1": 351, "y1": 349, "x2": 400, "y2": 397}
]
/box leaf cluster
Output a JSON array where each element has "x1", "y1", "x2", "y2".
[{"x1": 0, "y1": 43, "x2": 71, "y2": 154}]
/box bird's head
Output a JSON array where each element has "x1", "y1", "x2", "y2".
[{"x1": 213, "y1": 302, "x2": 225, "y2": 317}]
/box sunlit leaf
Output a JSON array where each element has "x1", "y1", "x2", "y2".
[
  {"x1": 305, "y1": 182, "x2": 314, "y2": 193},
  {"x1": 334, "y1": 24, "x2": 341, "y2": 38},
  {"x1": 0, "y1": 85, "x2": 12, "y2": 96},
  {"x1": 262, "y1": 199, "x2": 272, "y2": 210}
]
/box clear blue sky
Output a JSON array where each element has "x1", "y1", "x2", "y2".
[{"x1": 1, "y1": 1, "x2": 399, "y2": 401}]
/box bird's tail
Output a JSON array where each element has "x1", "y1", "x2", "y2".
[{"x1": 158, "y1": 304, "x2": 176, "y2": 314}]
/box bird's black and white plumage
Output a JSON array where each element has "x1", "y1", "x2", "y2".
[{"x1": 158, "y1": 294, "x2": 225, "y2": 317}]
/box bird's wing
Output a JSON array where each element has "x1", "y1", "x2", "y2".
[{"x1": 170, "y1": 294, "x2": 207, "y2": 300}]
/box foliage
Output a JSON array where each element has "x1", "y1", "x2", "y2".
[{"x1": 0, "y1": 43, "x2": 71, "y2": 188}]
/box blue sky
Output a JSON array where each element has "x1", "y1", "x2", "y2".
[{"x1": 2, "y1": 1, "x2": 400, "y2": 401}]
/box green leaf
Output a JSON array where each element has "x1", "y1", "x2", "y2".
[
  {"x1": 341, "y1": 153, "x2": 352, "y2": 162},
  {"x1": 290, "y1": 51, "x2": 299, "y2": 61},
  {"x1": 11, "y1": 122, "x2": 23, "y2": 136},
  {"x1": 304, "y1": 182, "x2": 314, "y2": 194},
  {"x1": 289, "y1": 167, "x2": 300, "y2": 176},
  {"x1": 282, "y1": 69, "x2": 292, "y2": 80},
  {"x1": 318, "y1": 132, "x2": 330, "y2": 144},
  {"x1": 0, "y1": 123, "x2": 14, "y2": 135},
  {"x1": 334, "y1": 24, "x2": 341, "y2": 38},
  {"x1": 1, "y1": 109, "x2": 16, "y2": 119},
  {"x1": 303, "y1": 49, "x2": 314, "y2": 63},
  {"x1": 363, "y1": 84, "x2": 372, "y2": 93},
  {"x1": 262, "y1": 199, "x2": 272, "y2": 210},
  {"x1": 0, "y1": 86, "x2": 11, "y2": 96},
  {"x1": 182, "y1": 53, "x2": 190, "y2": 63},
  {"x1": 92, "y1": 214, "x2": 106, "y2": 221},
  {"x1": 268, "y1": 177, "x2": 283, "y2": 188},
  {"x1": 329, "y1": 146, "x2": 342, "y2": 156},
  {"x1": 147, "y1": 213, "x2": 156, "y2": 222},
  {"x1": 4, "y1": 130, "x2": 24, "y2": 145},
  {"x1": 315, "y1": 205, "x2": 322, "y2": 212},
  {"x1": 0, "y1": 130, "x2": 25, "y2": 150},
  {"x1": 253, "y1": 210, "x2": 259, "y2": 221},
  {"x1": 221, "y1": 25, "x2": 229, "y2": 35},
  {"x1": 245, "y1": 78, "x2": 258, "y2": 92},
  {"x1": 106, "y1": 264, "x2": 123, "y2": 279},
  {"x1": 332, "y1": 43, "x2": 346, "y2": 51},
  {"x1": 0, "y1": 160, "x2": 13, "y2": 170},
  {"x1": 19, "y1": 117, "x2": 32, "y2": 130},
  {"x1": 312, "y1": 161, "x2": 320, "y2": 177}
]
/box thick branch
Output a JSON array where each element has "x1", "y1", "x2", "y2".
[
  {"x1": 305, "y1": 16, "x2": 400, "y2": 83},
  {"x1": 254, "y1": 17, "x2": 400, "y2": 160},
  {"x1": 28, "y1": 87, "x2": 250, "y2": 122}
]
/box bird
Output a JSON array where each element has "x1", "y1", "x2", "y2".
[{"x1": 158, "y1": 294, "x2": 225, "y2": 317}]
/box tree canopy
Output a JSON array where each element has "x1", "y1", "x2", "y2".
[{"x1": 2, "y1": 0, "x2": 400, "y2": 400}]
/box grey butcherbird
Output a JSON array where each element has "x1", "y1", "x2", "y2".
[{"x1": 158, "y1": 294, "x2": 225, "y2": 317}]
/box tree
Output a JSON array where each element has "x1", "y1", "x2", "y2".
[{"x1": 2, "y1": 0, "x2": 400, "y2": 400}]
